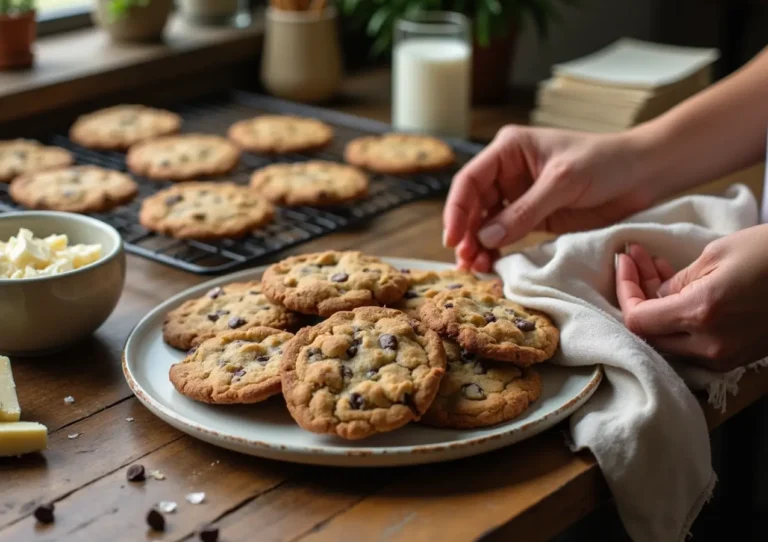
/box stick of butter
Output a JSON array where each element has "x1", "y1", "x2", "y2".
[
  {"x1": 0, "y1": 355, "x2": 20, "y2": 422},
  {"x1": 0, "y1": 422, "x2": 48, "y2": 457}
]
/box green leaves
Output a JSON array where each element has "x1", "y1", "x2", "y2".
[
  {"x1": 0, "y1": 0, "x2": 35, "y2": 15},
  {"x1": 107, "y1": 0, "x2": 151, "y2": 23}
]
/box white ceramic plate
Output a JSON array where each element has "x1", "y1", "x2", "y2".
[{"x1": 123, "y1": 258, "x2": 602, "y2": 467}]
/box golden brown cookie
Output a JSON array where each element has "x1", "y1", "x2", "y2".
[
  {"x1": 9, "y1": 165, "x2": 138, "y2": 213},
  {"x1": 162, "y1": 281, "x2": 301, "y2": 350},
  {"x1": 419, "y1": 289, "x2": 559, "y2": 367},
  {"x1": 127, "y1": 134, "x2": 240, "y2": 181},
  {"x1": 170, "y1": 327, "x2": 294, "y2": 404},
  {"x1": 0, "y1": 139, "x2": 73, "y2": 183},
  {"x1": 393, "y1": 269, "x2": 503, "y2": 318},
  {"x1": 420, "y1": 339, "x2": 542, "y2": 429},
  {"x1": 228, "y1": 115, "x2": 333, "y2": 154},
  {"x1": 249, "y1": 160, "x2": 368, "y2": 207},
  {"x1": 261, "y1": 251, "x2": 409, "y2": 317},
  {"x1": 69, "y1": 105, "x2": 181, "y2": 151},
  {"x1": 281, "y1": 307, "x2": 446, "y2": 440},
  {"x1": 139, "y1": 182, "x2": 274, "y2": 240},
  {"x1": 344, "y1": 133, "x2": 455, "y2": 174}
]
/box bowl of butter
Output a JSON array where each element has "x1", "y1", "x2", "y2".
[{"x1": 0, "y1": 211, "x2": 125, "y2": 356}]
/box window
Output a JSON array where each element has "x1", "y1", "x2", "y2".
[{"x1": 37, "y1": 0, "x2": 92, "y2": 36}]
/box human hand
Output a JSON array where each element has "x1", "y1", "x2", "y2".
[
  {"x1": 616, "y1": 228, "x2": 768, "y2": 372},
  {"x1": 443, "y1": 125, "x2": 656, "y2": 272}
]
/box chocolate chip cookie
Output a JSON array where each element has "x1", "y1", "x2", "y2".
[
  {"x1": 163, "y1": 281, "x2": 300, "y2": 350},
  {"x1": 127, "y1": 134, "x2": 240, "y2": 181},
  {"x1": 394, "y1": 269, "x2": 503, "y2": 318},
  {"x1": 419, "y1": 289, "x2": 559, "y2": 367},
  {"x1": 0, "y1": 139, "x2": 73, "y2": 183},
  {"x1": 69, "y1": 105, "x2": 181, "y2": 151},
  {"x1": 139, "y1": 182, "x2": 274, "y2": 240},
  {"x1": 281, "y1": 307, "x2": 446, "y2": 440},
  {"x1": 344, "y1": 133, "x2": 455, "y2": 174},
  {"x1": 262, "y1": 251, "x2": 409, "y2": 317},
  {"x1": 170, "y1": 326, "x2": 294, "y2": 404},
  {"x1": 10, "y1": 165, "x2": 138, "y2": 213},
  {"x1": 249, "y1": 161, "x2": 369, "y2": 207},
  {"x1": 420, "y1": 339, "x2": 542, "y2": 429},
  {"x1": 228, "y1": 115, "x2": 333, "y2": 154}
]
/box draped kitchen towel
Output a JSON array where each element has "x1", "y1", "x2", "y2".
[{"x1": 494, "y1": 184, "x2": 761, "y2": 542}]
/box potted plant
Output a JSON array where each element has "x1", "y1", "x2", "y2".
[
  {"x1": 339, "y1": 0, "x2": 577, "y2": 104},
  {"x1": 0, "y1": 0, "x2": 35, "y2": 71},
  {"x1": 92, "y1": 0, "x2": 174, "y2": 42}
]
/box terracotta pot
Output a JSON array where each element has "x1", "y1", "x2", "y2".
[
  {"x1": 92, "y1": 0, "x2": 173, "y2": 42},
  {"x1": 0, "y1": 11, "x2": 35, "y2": 71},
  {"x1": 472, "y1": 26, "x2": 518, "y2": 105}
]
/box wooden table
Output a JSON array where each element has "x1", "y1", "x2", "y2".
[{"x1": 2, "y1": 71, "x2": 768, "y2": 542}]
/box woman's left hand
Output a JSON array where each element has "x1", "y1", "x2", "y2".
[{"x1": 616, "y1": 226, "x2": 768, "y2": 372}]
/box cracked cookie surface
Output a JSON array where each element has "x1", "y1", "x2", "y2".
[
  {"x1": 0, "y1": 139, "x2": 73, "y2": 183},
  {"x1": 250, "y1": 160, "x2": 368, "y2": 207},
  {"x1": 261, "y1": 251, "x2": 409, "y2": 317},
  {"x1": 127, "y1": 134, "x2": 240, "y2": 181},
  {"x1": 139, "y1": 182, "x2": 274, "y2": 240},
  {"x1": 228, "y1": 115, "x2": 333, "y2": 154},
  {"x1": 69, "y1": 105, "x2": 181, "y2": 151},
  {"x1": 393, "y1": 269, "x2": 503, "y2": 318},
  {"x1": 280, "y1": 307, "x2": 446, "y2": 440},
  {"x1": 344, "y1": 133, "x2": 455, "y2": 174},
  {"x1": 163, "y1": 281, "x2": 300, "y2": 350},
  {"x1": 421, "y1": 339, "x2": 542, "y2": 428},
  {"x1": 10, "y1": 165, "x2": 138, "y2": 213},
  {"x1": 170, "y1": 326, "x2": 294, "y2": 404},
  {"x1": 419, "y1": 289, "x2": 559, "y2": 366}
]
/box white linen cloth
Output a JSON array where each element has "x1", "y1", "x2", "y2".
[{"x1": 495, "y1": 184, "x2": 765, "y2": 542}]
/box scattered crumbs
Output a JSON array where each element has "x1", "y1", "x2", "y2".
[
  {"x1": 64, "y1": 396, "x2": 75, "y2": 404},
  {"x1": 156, "y1": 501, "x2": 177, "y2": 514},
  {"x1": 125, "y1": 417, "x2": 135, "y2": 422},
  {"x1": 67, "y1": 433, "x2": 80, "y2": 440},
  {"x1": 185, "y1": 492, "x2": 205, "y2": 505},
  {"x1": 148, "y1": 470, "x2": 166, "y2": 481}
]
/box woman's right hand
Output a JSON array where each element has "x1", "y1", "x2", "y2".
[{"x1": 443, "y1": 125, "x2": 657, "y2": 271}]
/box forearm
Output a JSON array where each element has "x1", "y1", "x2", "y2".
[{"x1": 627, "y1": 48, "x2": 768, "y2": 200}]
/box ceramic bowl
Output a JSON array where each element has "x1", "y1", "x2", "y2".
[{"x1": 0, "y1": 212, "x2": 126, "y2": 357}]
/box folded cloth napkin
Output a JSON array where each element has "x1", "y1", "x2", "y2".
[{"x1": 495, "y1": 184, "x2": 762, "y2": 542}]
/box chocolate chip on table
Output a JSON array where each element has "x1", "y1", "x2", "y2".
[
  {"x1": 207, "y1": 287, "x2": 224, "y2": 299},
  {"x1": 346, "y1": 345, "x2": 358, "y2": 358},
  {"x1": 33, "y1": 503, "x2": 55, "y2": 524},
  {"x1": 199, "y1": 524, "x2": 219, "y2": 542},
  {"x1": 126, "y1": 464, "x2": 146, "y2": 482},
  {"x1": 165, "y1": 194, "x2": 183, "y2": 206},
  {"x1": 330, "y1": 272, "x2": 349, "y2": 283},
  {"x1": 403, "y1": 291, "x2": 418, "y2": 299},
  {"x1": 515, "y1": 318, "x2": 535, "y2": 332},
  {"x1": 349, "y1": 393, "x2": 364, "y2": 409},
  {"x1": 483, "y1": 312, "x2": 497, "y2": 324},
  {"x1": 462, "y1": 383, "x2": 486, "y2": 400},
  {"x1": 378, "y1": 334, "x2": 398, "y2": 350},
  {"x1": 147, "y1": 509, "x2": 166, "y2": 532},
  {"x1": 228, "y1": 316, "x2": 246, "y2": 329}
]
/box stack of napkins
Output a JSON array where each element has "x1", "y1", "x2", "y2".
[{"x1": 531, "y1": 38, "x2": 719, "y2": 132}]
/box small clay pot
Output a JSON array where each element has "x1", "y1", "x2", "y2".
[
  {"x1": 92, "y1": 0, "x2": 173, "y2": 43},
  {"x1": 0, "y1": 11, "x2": 35, "y2": 71}
]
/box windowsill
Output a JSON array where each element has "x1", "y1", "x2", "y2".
[{"x1": 0, "y1": 11, "x2": 264, "y2": 125}]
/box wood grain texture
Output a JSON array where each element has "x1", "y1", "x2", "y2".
[{"x1": 1, "y1": 66, "x2": 767, "y2": 542}]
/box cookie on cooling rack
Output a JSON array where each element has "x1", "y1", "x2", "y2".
[
  {"x1": 139, "y1": 181, "x2": 274, "y2": 240},
  {"x1": 228, "y1": 115, "x2": 333, "y2": 154},
  {"x1": 0, "y1": 139, "x2": 73, "y2": 183},
  {"x1": 69, "y1": 105, "x2": 181, "y2": 151},
  {"x1": 127, "y1": 134, "x2": 240, "y2": 181},
  {"x1": 344, "y1": 133, "x2": 455, "y2": 174}
]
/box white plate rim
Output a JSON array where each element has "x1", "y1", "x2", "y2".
[{"x1": 123, "y1": 258, "x2": 602, "y2": 465}]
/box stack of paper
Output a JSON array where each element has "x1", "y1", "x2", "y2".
[{"x1": 531, "y1": 39, "x2": 720, "y2": 132}]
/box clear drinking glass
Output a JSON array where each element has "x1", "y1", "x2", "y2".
[{"x1": 392, "y1": 11, "x2": 472, "y2": 139}]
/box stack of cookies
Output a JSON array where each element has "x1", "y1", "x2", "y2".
[
  {"x1": 166, "y1": 250, "x2": 559, "y2": 440},
  {"x1": 2, "y1": 104, "x2": 458, "y2": 244}
]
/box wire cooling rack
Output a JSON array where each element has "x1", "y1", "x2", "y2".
[{"x1": 0, "y1": 91, "x2": 482, "y2": 274}]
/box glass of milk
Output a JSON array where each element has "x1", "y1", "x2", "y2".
[{"x1": 393, "y1": 11, "x2": 472, "y2": 139}]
